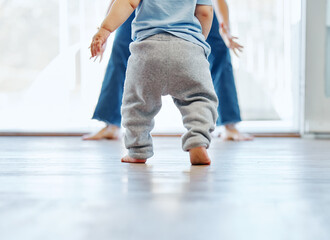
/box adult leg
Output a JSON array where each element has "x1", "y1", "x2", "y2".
[
  {"x1": 83, "y1": 14, "x2": 134, "y2": 140},
  {"x1": 207, "y1": 14, "x2": 253, "y2": 141}
]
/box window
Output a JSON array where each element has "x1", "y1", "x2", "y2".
[{"x1": 0, "y1": 0, "x2": 302, "y2": 133}]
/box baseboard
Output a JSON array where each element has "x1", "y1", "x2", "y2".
[{"x1": 0, "y1": 132, "x2": 301, "y2": 138}]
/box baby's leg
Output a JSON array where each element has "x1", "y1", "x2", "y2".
[
  {"x1": 172, "y1": 83, "x2": 218, "y2": 165},
  {"x1": 121, "y1": 89, "x2": 162, "y2": 163},
  {"x1": 173, "y1": 92, "x2": 217, "y2": 165},
  {"x1": 168, "y1": 41, "x2": 218, "y2": 165},
  {"x1": 121, "y1": 41, "x2": 163, "y2": 163}
]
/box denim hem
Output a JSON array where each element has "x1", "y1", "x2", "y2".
[{"x1": 217, "y1": 119, "x2": 241, "y2": 127}]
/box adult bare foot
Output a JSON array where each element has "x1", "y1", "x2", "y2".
[
  {"x1": 189, "y1": 146, "x2": 211, "y2": 165},
  {"x1": 121, "y1": 155, "x2": 147, "y2": 164},
  {"x1": 221, "y1": 124, "x2": 253, "y2": 141},
  {"x1": 82, "y1": 124, "x2": 120, "y2": 140}
]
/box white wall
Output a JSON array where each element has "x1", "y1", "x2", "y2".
[{"x1": 304, "y1": 0, "x2": 330, "y2": 133}]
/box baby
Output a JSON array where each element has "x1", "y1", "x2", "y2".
[{"x1": 90, "y1": 0, "x2": 218, "y2": 165}]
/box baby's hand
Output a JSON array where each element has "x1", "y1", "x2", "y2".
[
  {"x1": 220, "y1": 23, "x2": 243, "y2": 57},
  {"x1": 90, "y1": 27, "x2": 111, "y2": 62}
]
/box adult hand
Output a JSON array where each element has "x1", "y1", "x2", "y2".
[
  {"x1": 90, "y1": 27, "x2": 111, "y2": 62},
  {"x1": 220, "y1": 23, "x2": 243, "y2": 57}
]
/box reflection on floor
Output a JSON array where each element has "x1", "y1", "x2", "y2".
[{"x1": 0, "y1": 137, "x2": 330, "y2": 240}]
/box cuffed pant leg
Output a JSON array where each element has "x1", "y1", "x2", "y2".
[
  {"x1": 167, "y1": 40, "x2": 218, "y2": 151},
  {"x1": 173, "y1": 93, "x2": 218, "y2": 151},
  {"x1": 121, "y1": 41, "x2": 163, "y2": 159}
]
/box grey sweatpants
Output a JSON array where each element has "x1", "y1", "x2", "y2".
[{"x1": 122, "y1": 33, "x2": 218, "y2": 159}]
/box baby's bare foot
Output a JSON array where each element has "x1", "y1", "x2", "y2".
[
  {"x1": 189, "y1": 147, "x2": 211, "y2": 165},
  {"x1": 82, "y1": 125, "x2": 120, "y2": 140},
  {"x1": 121, "y1": 155, "x2": 146, "y2": 164}
]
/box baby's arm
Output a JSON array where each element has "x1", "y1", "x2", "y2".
[
  {"x1": 90, "y1": 0, "x2": 140, "y2": 59},
  {"x1": 195, "y1": 5, "x2": 213, "y2": 39},
  {"x1": 106, "y1": 0, "x2": 116, "y2": 14}
]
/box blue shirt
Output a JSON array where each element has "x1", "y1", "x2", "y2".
[{"x1": 131, "y1": 0, "x2": 213, "y2": 56}]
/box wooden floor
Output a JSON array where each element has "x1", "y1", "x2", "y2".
[{"x1": 0, "y1": 137, "x2": 330, "y2": 240}]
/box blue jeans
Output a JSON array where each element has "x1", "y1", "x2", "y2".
[{"x1": 92, "y1": 13, "x2": 241, "y2": 127}]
